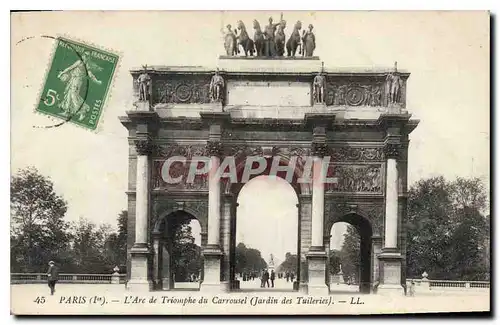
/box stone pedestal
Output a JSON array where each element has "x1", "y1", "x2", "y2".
[
  {"x1": 377, "y1": 251, "x2": 404, "y2": 295},
  {"x1": 134, "y1": 101, "x2": 151, "y2": 111},
  {"x1": 312, "y1": 103, "x2": 327, "y2": 113},
  {"x1": 128, "y1": 245, "x2": 152, "y2": 291},
  {"x1": 306, "y1": 249, "x2": 329, "y2": 295},
  {"x1": 200, "y1": 245, "x2": 224, "y2": 293},
  {"x1": 206, "y1": 102, "x2": 224, "y2": 113}
]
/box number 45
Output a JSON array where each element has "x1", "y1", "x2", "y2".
[{"x1": 43, "y1": 89, "x2": 59, "y2": 106}]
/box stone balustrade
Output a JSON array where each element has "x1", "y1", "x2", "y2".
[{"x1": 11, "y1": 273, "x2": 127, "y2": 284}]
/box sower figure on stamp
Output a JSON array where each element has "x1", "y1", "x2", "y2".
[
  {"x1": 136, "y1": 65, "x2": 152, "y2": 102},
  {"x1": 57, "y1": 51, "x2": 102, "y2": 121},
  {"x1": 209, "y1": 69, "x2": 224, "y2": 102},
  {"x1": 46, "y1": 261, "x2": 59, "y2": 296}
]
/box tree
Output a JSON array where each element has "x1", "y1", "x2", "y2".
[
  {"x1": 235, "y1": 243, "x2": 267, "y2": 275},
  {"x1": 339, "y1": 225, "x2": 360, "y2": 283},
  {"x1": 102, "y1": 211, "x2": 127, "y2": 270},
  {"x1": 169, "y1": 218, "x2": 202, "y2": 282},
  {"x1": 277, "y1": 252, "x2": 298, "y2": 274},
  {"x1": 328, "y1": 249, "x2": 341, "y2": 275},
  {"x1": 406, "y1": 176, "x2": 490, "y2": 280},
  {"x1": 10, "y1": 167, "x2": 70, "y2": 272}
]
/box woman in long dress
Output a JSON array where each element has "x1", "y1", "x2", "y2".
[{"x1": 57, "y1": 52, "x2": 102, "y2": 121}]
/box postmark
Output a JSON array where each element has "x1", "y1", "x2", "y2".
[{"x1": 36, "y1": 36, "x2": 119, "y2": 130}]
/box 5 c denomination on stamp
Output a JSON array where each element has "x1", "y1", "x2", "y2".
[{"x1": 36, "y1": 36, "x2": 119, "y2": 130}]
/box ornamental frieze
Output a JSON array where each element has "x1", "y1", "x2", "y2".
[
  {"x1": 329, "y1": 147, "x2": 384, "y2": 162},
  {"x1": 326, "y1": 164, "x2": 383, "y2": 194},
  {"x1": 326, "y1": 82, "x2": 384, "y2": 107},
  {"x1": 153, "y1": 79, "x2": 212, "y2": 104},
  {"x1": 151, "y1": 199, "x2": 208, "y2": 231},
  {"x1": 152, "y1": 160, "x2": 208, "y2": 191},
  {"x1": 324, "y1": 202, "x2": 384, "y2": 237},
  {"x1": 154, "y1": 143, "x2": 207, "y2": 159}
]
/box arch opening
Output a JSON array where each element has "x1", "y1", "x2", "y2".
[
  {"x1": 328, "y1": 213, "x2": 373, "y2": 294},
  {"x1": 153, "y1": 210, "x2": 203, "y2": 291},
  {"x1": 230, "y1": 175, "x2": 300, "y2": 292}
]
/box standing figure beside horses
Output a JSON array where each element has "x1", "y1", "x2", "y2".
[
  {"x1": 236, "y1": 20, "x2": 255, "y2": 56},
  {"x1": 302, "y1": 24, "x2": 316, "y2": 57},
  {"x1": 286, "y1": 21, "x2": 302, "y2": 57},
  {"x1": 264, "y1": 13, "x2": 283, "y2": 57},
  {"x1": 224, "y1": 24, "x2": 238, "y2": 56},
  {"x1": 275, "y1": 19, "x2": 287, "y2": 57}
]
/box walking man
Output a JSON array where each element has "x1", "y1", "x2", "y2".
[
  {"x1": 46, "y1": 261, "x2": 59, "y2": 296},
  {"x1": 264, "y1": 269, "x2": 270, "y2": 288},
  {"x1": 270, "y1": 270, "x2": 276, "y2": 288}
]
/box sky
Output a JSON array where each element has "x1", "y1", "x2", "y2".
[{"x1": 11, "y1": 11, "x2": 489, "y2": 258}]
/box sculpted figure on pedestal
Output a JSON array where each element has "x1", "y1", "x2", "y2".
[
  {"x1": 385, "y1": 62, "x2": 403, "y2": 106},
  {"x1": 136, "y1": 65, "x2": 151, "y2": 101},
  {"x1": 209, "y1": 69, "x2": 224, "y2": 103},
  {"x1": 313, "y1": 70, "x2": 326, "y2": 104}
]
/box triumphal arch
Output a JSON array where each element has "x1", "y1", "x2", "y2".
[{"x1": 120, "y1": 27, "x2": 418, "y2": 295}]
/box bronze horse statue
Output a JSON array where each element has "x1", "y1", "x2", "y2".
[
  {"x1": 236, "y1": 20, "x2": 255, "y2": 56},
  {"x1": 275, "y1": 20, "x2": 287, "y2": 57},
  {"x1": 286, "y1": 20, "x2": 302, "y2": 57},
  {"x1": 253, "y1": 19, "x2": 265, "y2": 57}
]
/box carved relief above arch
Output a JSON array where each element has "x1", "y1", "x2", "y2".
[
  {"x1": 324, "y1": 202, "x2": 384, "y2": 237},
  {"x1": 151, "y1": 198, "x2": 208, "y2": 233}
]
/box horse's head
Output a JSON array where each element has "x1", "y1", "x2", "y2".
[
  {"x1": 237, "y1": 20, "x2": 245, "y2": 31},
  {"x1": 294, "y1": 20, "x2": 302, "y2": 31},
  {"x1": 253, "y1": 19, "x2": 261, "y2": 30}
]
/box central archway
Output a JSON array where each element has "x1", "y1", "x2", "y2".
[{"x1": 227, "y1": 155, "x2": 306, "y2": 292}]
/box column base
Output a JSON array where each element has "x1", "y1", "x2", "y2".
[
  {"x1": 129, "y1": 244, "x2": 151, "y2": 291},
  {"x1": 377, "y1": 250, "x2": 404, "y2": 295},
  {"x1": 376, "y1": 284, "x2": 405, "y2": 296},
  {"x1": 127, "y1": 280, "x2": 153, "y2": 291},
  {"x1": 201, "y1": 245, "x2": 223, "y2": 290},
  {"x1": 306, "y1": 248, "x2": 329, "y2": 296}
]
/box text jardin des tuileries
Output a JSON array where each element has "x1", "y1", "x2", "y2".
[{"x1": 55, "y1": 295, "x2": 364, "y2": 306}]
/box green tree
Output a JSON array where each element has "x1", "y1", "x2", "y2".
[
  {"x1": 406, "y1": 176, "x2": 490, "y2": 280},
  {"x1": 339, "y1": 225, "x2": 360, "y2": 283},
  {"x1": 10, "y1": 167, "x2": 70, "y2": 272},
  {"x1": 235, "y1": 243, "x2": 267, "y2": 275}
]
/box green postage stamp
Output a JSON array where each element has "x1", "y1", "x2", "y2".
[{"x1": 36, "y1": 37, "x2": 119, "y2": 130}]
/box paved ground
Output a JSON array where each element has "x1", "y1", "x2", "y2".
[{"x1": 10, "y1": 283, "x2": 490, "y2": 315}]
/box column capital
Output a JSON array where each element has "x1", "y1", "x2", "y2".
[
  {"x1": 134, "y1": 137, "x2": 154, "y2": 156},
  {"x1": 205, "y1": 140, "x2": 223, "y2": 157},
  {"x1": 311, "y1": 142, "x2": 329, "y2": 158},
  {"x1": 383, "y1": 142, "x2": 401, "y2": 160}
]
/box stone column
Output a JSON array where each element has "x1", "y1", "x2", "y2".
[
  {"x1": 324, "y1": 235, "x2": 331, "y2": 288},
  {"x1": 201, "y1": 140, "x2": 224, "y2": 292},
  {"x1": 151, "y1": 231, "x2": 162, "y2": 290},
  {"x1": 128, "y1": 136, "x2": 153, "y2": 291},
  {"x1": 377, "y1": 141, "x2": 404, "y2": 295},
  {"x1": 306, "y1": 140, "x2": 329, "y2": 295}
]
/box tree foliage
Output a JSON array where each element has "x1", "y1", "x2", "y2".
[
  {"x1": 407, "y1": 176, "x2": 490, "y2": 280},
  {"x1": 339, "y1": 225, "x2": 360, "y2": 283},
  {"x1": 277, "y1": 252, "x2": 298, "y2": 274},
  {"x1": 169, "y1": 219, "x2": 202, "y2": 282},
  {"x1": 235, "y1": 243, "x2": 267, "y2": 274}
]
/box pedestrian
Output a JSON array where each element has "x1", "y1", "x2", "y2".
[
  {"x1": 286, "y1": 272, "x2": 289, "y2": 282},
  {"x1": 260, "y1": 269, "x2": 265, "y2": 288},
  {"x1": 409, "y1": 281, "x2": 416, "y2": 297},
  {"x1": 270, "y1": 270, "x2": 276, "y2": 288},
  {"x1": 46, "y1": 261, "x2": 59, "y2": 296},
  {"x1": 264, "y1": 269, "x2": 270, "y2": 288}
]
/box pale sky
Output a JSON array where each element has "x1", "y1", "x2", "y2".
[{"x1": 11, "y1": 11, "x2": 489, "y2": 254}]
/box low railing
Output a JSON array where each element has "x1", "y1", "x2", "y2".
[
  {"x1": 406, "y1": 278, "x2": 490, "y2": 290},
  {"x1": 11, "y1": 273, "x2": 127, "y2": 284}
]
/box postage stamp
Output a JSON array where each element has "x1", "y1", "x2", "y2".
[{"x1": 36, "y1": 36, "x2": 119, "y2": 130}]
